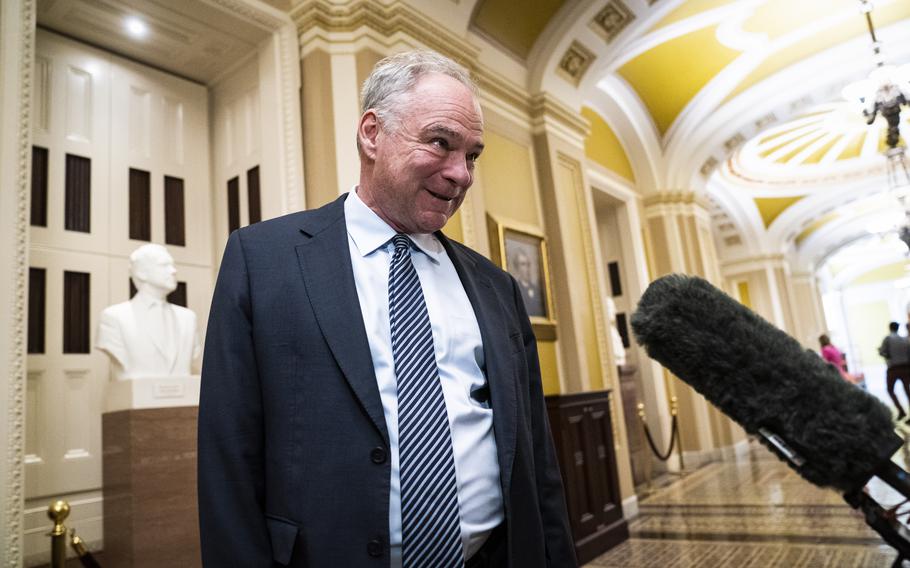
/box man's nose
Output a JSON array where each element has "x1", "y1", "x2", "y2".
[{"x1": 442, "y1": 153, "x2": 473, "y2": 188}]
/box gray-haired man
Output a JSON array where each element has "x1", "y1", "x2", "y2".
[{"x1": 198, "y1": 50, "x2": 576, "y2": 567}]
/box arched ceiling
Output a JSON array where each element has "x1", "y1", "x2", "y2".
[
  {"x1": 470, "y1": 0, "x2": 567, "y2": 60},
  {"x1": 469, "y1": 0, "x2": 910, "y2": 280}
]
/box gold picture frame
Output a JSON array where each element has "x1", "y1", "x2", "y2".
[{"x1": 487, "y1": 215, "x2": 557, "y2": 341}]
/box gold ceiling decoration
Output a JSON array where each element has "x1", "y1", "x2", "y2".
[
  {"x1": 557, "y1": 40, "x2": 596, "y2": 86},
  {"x1": 726, "y1": 102, "x2": 908, "y2": 188},
  {"x1": 589, "y1": 0, "x2": 635, "y2": 44},
  {"x1": 700, "y1": 156, "x2": 720, "y2": 177}
]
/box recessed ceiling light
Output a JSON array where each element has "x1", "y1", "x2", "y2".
[{"x1": 125, "y1": 17, "x2": 148, "y2": 39}]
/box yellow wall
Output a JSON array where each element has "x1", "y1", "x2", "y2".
[
  {"x1": 555, "y1": 158, "x2": 603, "y2": 391},
  {"x1": 478, "y1": 129, "x2": 540, "y2": 226},
  {"x1": 355, "y1": 48, "x2": 383, "y2": 91},
  {"x1": 538, "y1": 341, "x2": 560, "y2": 395},
  {"x1": 441, "y1": 209, "x2": 464, "y2": 242},
  {"x1": 737, "y1": 281, "x2": 752, "y2": 309},
  {"x1": 581, "y1": 107, "x2": 635, "y2": 182},
  {"x1": 846, "y1": 300, "x2": 890, "y2": 366},
  {"x1": 301, "y1": 50, "x2": 340, "y2": 209}
]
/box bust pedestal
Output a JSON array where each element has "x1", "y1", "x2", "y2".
[
  {"x1": 105, "y1": 375, "x2": 200, "y2": 413},
  {"x1": 102, "y1": 376, "x2": 201, "y2": 566}
]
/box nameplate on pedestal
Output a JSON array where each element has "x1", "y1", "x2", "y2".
[
  {"x1": 153, "y1": 382, "x2": 185, "y2": 399},
  {"x1": 105, "y1": 375, "x2": 200, "y2": 413}
]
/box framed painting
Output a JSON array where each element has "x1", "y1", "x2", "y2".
[{"x1": 487, "y1": 215, "x2": 557, "y2": 340}]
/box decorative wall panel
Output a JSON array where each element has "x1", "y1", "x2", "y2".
[
  {"x1": 165, "y1": 175, "x2": 186, "y2": 245},
  {"x1": 31, "y1": 146, "x2": 48, "y2": 227},
  {"x1": 129, "y1": 168, "x2": 151, "y2": 241},
  {"x1": 129, "y1": 86, "x2": 151, "y2": 158},
  {"x1": 62, "y1": 369, "x2": 91, "y2": 460},
  {"x1": 247, "y1": 166, "x2": 261, "y2": 225},
  {"x1": 227, "y1": 176, "x2": 240, "y2": 233},
  {"x1": 33, "y1": 56, "x2": 51, "y2": 133},
  {"x1": 164, "y1": 97, "x2": 185, "y2": 165},
  {"x1": 64, "y1": 154, "x2": 91, "y2": 232},
  {"x1": 168, "y1": 282, "x2": 188, "y2": 308},
  {"x1": 62, "y1": 271, "x2": 90, "y2": 354},
  {"x1": 65, "y1": 65, "x2": 92, "y2": 143},
  {"x1": 28, "y1": 268, "x2": 46, "y2": 354}
]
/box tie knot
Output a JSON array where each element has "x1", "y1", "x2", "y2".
[{"x1": 392, "y1": 234, "x2": 412, "y2": 254}]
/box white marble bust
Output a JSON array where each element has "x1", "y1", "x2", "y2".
[{"x1": 96, "y1": 244, "x2": 201, "y2": 380}]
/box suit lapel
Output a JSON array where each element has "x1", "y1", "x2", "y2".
[
  {"x1": 295, "y1": 196, "x2": 389, "y2": 445},
  {"x1": 439, "y1": 235, "x2": 518, "y2": 498}
]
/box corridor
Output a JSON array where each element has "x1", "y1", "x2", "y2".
[{"x1": 589, "y1": 442, "x2": 903, "y2": 567}]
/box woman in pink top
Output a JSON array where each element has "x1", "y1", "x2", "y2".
[{"x1": 819, "y1": 334, "x2": 864, "y2": 385}]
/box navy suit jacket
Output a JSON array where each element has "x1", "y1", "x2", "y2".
[{"x1": 198, "y1": 194, "x2": 576, "y2": 567}]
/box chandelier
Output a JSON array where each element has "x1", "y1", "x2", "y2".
[{"x1": 840, "y1": 0, "x2": 910, "y2": 191}]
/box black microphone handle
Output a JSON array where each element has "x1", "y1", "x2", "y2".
[{"x1": 877, "y1": 460, "x2": 910, "y2": 502}]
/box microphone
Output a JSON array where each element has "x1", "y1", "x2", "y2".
[
  {"x1": 632, "y1": 274, "x2": 910, "y2": 562},
  {"x1": 630, "y1": 273, "x2": 902, "y2": 493}
]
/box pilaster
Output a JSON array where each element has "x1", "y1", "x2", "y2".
[
  {"x1": 0, "y1": 0, "x2": 34, "y2": 563},
  {"x1": 531, "y1": 100, "x2": 635, "y2": 504}
]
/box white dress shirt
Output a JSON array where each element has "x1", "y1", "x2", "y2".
[{"x1": 344, "y1": 189, "x2": 504, "y2": 565}]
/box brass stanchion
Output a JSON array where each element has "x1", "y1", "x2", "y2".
[
  {"x1": 71, "y1": 529, "x2": 102, "y2": 568},
  {"x1": 637, "y1": 402, "x2": 654, "y2": 495},
  {"x1": 637, "y1": 397, "x2": 685, "y2": 496},
  {"x1": 47, "y1": 500, "x2": 70, "y2": 568},
  {"x1": 670, "y1": 396, "x2": 684, "y2": 472}
]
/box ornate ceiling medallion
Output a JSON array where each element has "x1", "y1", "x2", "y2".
[
  {"x1": 590, "y1": 0, "x2": 635, "y2": 44},
  {"x1": 556, "y1": 40, "x2": 595, "y2": 87}
]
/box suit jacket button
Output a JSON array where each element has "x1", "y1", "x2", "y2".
[
  {"x1": 367, "y1": 538, "x2": 383, "y2": 557},
  {"x1": 370, "y1": 447, "x2": 387, "y2": 464}
]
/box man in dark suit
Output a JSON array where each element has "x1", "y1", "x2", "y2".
[{"x1": 198, "y1": 50, "x2": 576, "y2": 567}]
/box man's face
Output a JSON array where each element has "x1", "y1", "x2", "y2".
[
  {"x1": 360, "y1": 73, "x2": 484, "y2": 234},
  {"x1": 137, "y1": 248, "x2": 177, "y2": 293},
  {"x1": 512, "y1": 251, "x2": 532, "y2": 282}
]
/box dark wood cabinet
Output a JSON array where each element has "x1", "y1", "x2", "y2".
[{"x1": 546, "y1": 390, "x2": 629, "y2": 564}]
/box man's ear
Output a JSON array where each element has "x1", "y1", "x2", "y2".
[{"x1": 358, "y1": 110, "x2": 380, "y2": 160}]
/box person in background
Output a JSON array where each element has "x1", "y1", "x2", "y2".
[
  {"x1": 878, "y1": 322, "x2": 910, "y2": 421},
  {"x1": 818, "y1": 334, "x2": 864, "y2": 386}
]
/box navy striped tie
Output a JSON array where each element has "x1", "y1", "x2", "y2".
[{"x1": 389, "y1": 234, "x2": 464, "y2": 568}]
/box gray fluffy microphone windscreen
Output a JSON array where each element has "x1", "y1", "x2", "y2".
[{"x1": 631, "y1": 273, "x2": 901, "y2": 493}]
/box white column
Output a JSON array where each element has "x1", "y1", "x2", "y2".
[{"x1": 258, "y1": 23, "x2": 305, "y2": 214}]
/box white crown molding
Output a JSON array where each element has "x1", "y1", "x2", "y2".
[
  {"x1": 203, "y1": 0, "x2": 289, "y2": 29},
  {"x1": 291, "y1": 0, "x2": 597, "y2": 138},
  {"x1": 292, "y1": 0, "x2": 479, "y2": 60}
]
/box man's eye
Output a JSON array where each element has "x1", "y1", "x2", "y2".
[
  {"x1": 467, "y1": 153, "x2": 480, "y2": 163},
  {"x1": 431, "y1": 138, "x2": 449, "y2": 150}
]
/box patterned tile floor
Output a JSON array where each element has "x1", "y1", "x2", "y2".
[{"x1": 586, "y1": 442, "x2": 908, "y2": 567}]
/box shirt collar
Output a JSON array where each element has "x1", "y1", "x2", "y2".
[{"x1": 345, "y1": 188, "x2": 444, "y2": 264}]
